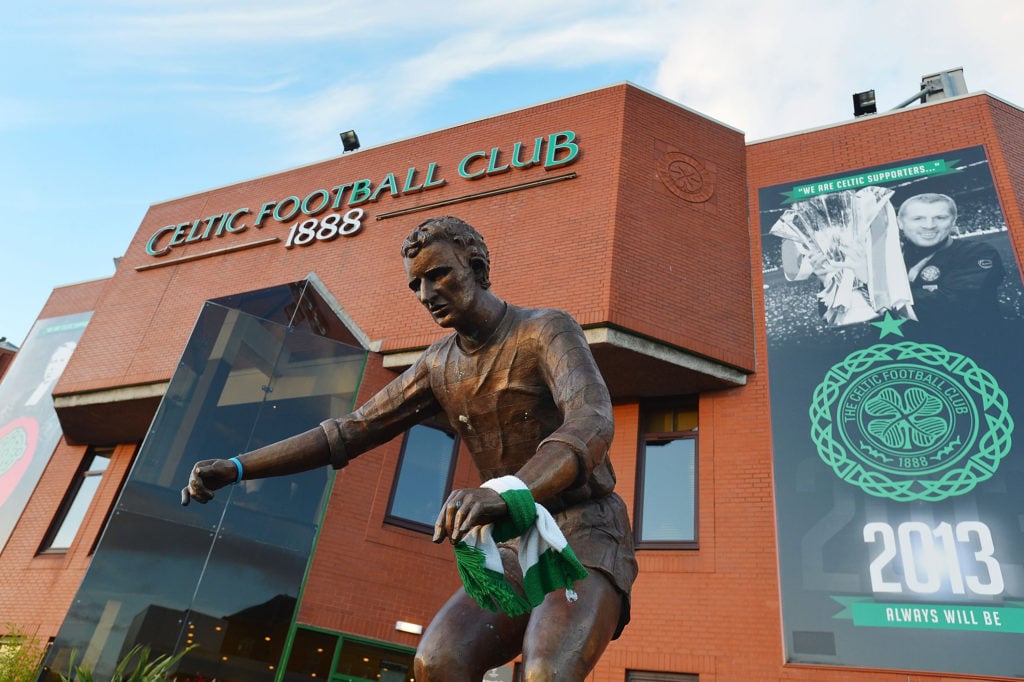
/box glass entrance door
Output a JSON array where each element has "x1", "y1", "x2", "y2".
[{"x1": 41, "y1": 280, "x2": 366, "y2": 681}]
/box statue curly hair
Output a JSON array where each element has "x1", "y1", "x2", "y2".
[{"x1": 401, "y1": 216, "x2": 491, "y2": 288}]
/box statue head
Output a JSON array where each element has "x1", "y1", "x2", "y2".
[{"x1": 401, "y1": 216, "x2": 491, "y2": 288}]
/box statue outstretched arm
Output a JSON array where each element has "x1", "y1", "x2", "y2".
[{"x1": 183, "y1": 352, "x2": 441, "y2": 505}]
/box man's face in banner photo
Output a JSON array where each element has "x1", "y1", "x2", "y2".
[{"x1": 897, "y1": 194, "x2": 957, "y2": 248}]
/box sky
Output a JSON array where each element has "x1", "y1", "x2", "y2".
[{"x1": 2, "y1": 0, "x2": 1022, "y2": 347}]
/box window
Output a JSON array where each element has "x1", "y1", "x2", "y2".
[
  {"x1": 627, "y1": 671, "x2": 698, "y2": 681},
  {"x1": 284, "y1": 627, "x2": 416, "y2": 682},
  {"x1": 386, "y1": 423, "x2": 458, "y2": 532},
  {"x1": 283, "y1": 628, "x2": 336, "y2": 681},
  {"x1": 40, "y1": 446, "x2": 113, "y2": 552},
  {"x1": 335, "y1": 638, "x2": 413, "y2": 681},
  {"x1": 635, "y1": 399, "x2": 698, "y2": 547}
]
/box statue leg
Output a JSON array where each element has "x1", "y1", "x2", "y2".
[
  {"x1": 519, "y1": 570, "x2": 621, "y2": 682},
  {"x1": 414, "y1": 586, "x2": 530, "y2": 682}
]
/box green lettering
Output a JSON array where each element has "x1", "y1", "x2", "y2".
[
  {"x1": 190, "y1": 216, "x2": 217, "y2": 242},
  {"x1": 225, "y1": 208, "x2": 249, "y2": 233},
  {"x1": 544, "y1": 130, "x2": 579, "y2": 169},
  {"x1": 169, "y1": 223, "x2": 190, "y2": 247},
  {"x1": 349, "y1": 179, "x2": 373, "y2": 205},
  {"x1": 184, "y1": 219, "x2": 204, "y2": 243},
  {"x1": 459, "y1": 151, "x2": 487, "y2": 179},
  {"x1": 486, "y1": 147, "x2": 510, "y2": 175},
  {"x1": 331, "y1": 183, "x2": 353, "y2": 209},
  {"x1": 423, "y1": 162, "x2": 446, "y2": 189},
  {"x1": 255, "y1": 201, "x2": 276, "y2": 227},
  {"x1": 512, "y1": 138, "x2": 543, "y2": 169},
  {"x1": 403, "y1": 167, "x2": 424, "y2": 194},
  {"x1": 370, "y1": 173, "x2": 399, "y2": 202},
  {"x1": 273, "y1": 196, "x2": 301, "y2": 222},
  {"x1": 301, "y1": 189, "x2": 331, "y2": 216},
  {"x1": 146, "y1": 225, "x2": 177, "y2": 256},
  {"x1": 201, "y1": 214, "x2": 224, "y2": 239}
]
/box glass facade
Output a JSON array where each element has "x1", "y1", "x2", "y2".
[{"x1": 40, "y1": 280, "x2": 367, "y2": 681}]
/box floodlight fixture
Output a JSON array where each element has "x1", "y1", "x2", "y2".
[
  {"x1": 339, "y1": 130, "x2": 360, "y2": 152},
  {"x1": 852, "y1": 90, "x2": 877, "y2": 117}
]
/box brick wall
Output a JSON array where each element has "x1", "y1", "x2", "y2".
[
  {"x1": 0, "y1": 278, "x2": 117, "y2": 641},
  {"x1": 0, "y1": 439, "x2": 135, "y2": 640},
  {"x1": 610, "y1": 87, "x2": 754, "y2": 370},
  {"x1": 36, "y1": 278, "x2": 110, "y2": 323},
  {"x1": 53, "y1": 84, "x2": 754, "y2": 402},
  {"x1": 8, "y1": 88, "x2": 1022, "y2": 681}
]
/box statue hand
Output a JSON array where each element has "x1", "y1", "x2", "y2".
[
  {"x1": 433, "y1": 487, "x2": 507, "y2": 544},
  {"x1": 180, "y1": 459, "x2": 237, "y2": 506}
]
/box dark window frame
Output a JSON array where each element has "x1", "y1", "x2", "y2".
[
  {"x1": 634, "y1": 399, "x2": 699, "y2": 549},
  {"x1": 627, "y1": 670, "x2": 699, "y2": 682},
  {"x1": 88, "y1": 443, "x2": 138, "y2": 555},
  {"x1": 38, "y1": 446, "x2": 115, "y2": 554},
  {"x1": 384, "y1": 421, "x2": 459, "y2": 534}
]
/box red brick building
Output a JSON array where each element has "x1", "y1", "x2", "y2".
[
  {"x1": 0, "y1": 339, "x2": 16, "y2": 382},
  {"x1": 1, "y1": 83, "x2": 1021, "y2": 681}
]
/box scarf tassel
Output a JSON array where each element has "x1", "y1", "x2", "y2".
[{"x1": 454, "y1": 541, "x2": 532, "y2": 616}]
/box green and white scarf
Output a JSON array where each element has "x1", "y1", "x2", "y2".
[{"x1": 453, "y1": 475, "x2": 588, "y2": 616}]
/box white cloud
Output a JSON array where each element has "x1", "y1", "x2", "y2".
[
  {"x1": 243, "y1": 82, "x2": 376, "y2": 162},
  {"x1": 212, "y1": 0, "x2": 1024, "y2": 163},
  {"x1": 652, "y1": 0, "x2": 1024, "y2": 139},
  {"x1": 251, "y1": 6, "x2": 684, "y2": 159}
]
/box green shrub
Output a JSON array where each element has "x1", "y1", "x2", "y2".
[
  {"x1": 0, "y1": 624, "x2": 48, "y2": 682},
  {"x1": 60, "y1": 644, "x2": 195, "y2": 682}
]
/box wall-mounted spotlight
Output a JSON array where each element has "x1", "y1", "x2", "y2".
[
  {"x1": 852, "y1": 90, "x2": 877, "y2": 117},
  {"x1": 339, "y1": 130, "x2": 361, "y2": 152},
  {"x1": 395, "y1": 620, "x2": 423, "y2": 635}
]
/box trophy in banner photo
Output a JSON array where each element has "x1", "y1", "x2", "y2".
[{"x1": 771, "y1": 186, "x2": 916, "y2": 326}]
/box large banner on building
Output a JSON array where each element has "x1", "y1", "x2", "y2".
[
  {"x1": 759, "y1": 146, "x2": 1024, "y2": 678},
  {"x1": 0, "y1": 312, "x2": 90, "y2": 551}
]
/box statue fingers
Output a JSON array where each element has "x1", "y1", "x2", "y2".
[
  {"x1": 450, "y1": 498, "x2": 473, "y2": 543},
  {"x1": 433, "y1": 492, "x2": 462, "y2": 543},
  {"x1": 181, "y1": 460, "x2": 221, "y2": 506}
]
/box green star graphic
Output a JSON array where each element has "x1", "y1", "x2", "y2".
[{"x1": 871, "y1": 311, "x2": 908, "y2": 338}]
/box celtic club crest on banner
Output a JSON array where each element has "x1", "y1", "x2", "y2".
[{"x1": 810, "y1": 341, "x2": 1013, "y2": 502}]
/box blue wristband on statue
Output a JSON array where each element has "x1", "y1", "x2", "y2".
[{"x1": 229, "y1": 456, "x2": 244, "y2": 484}]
